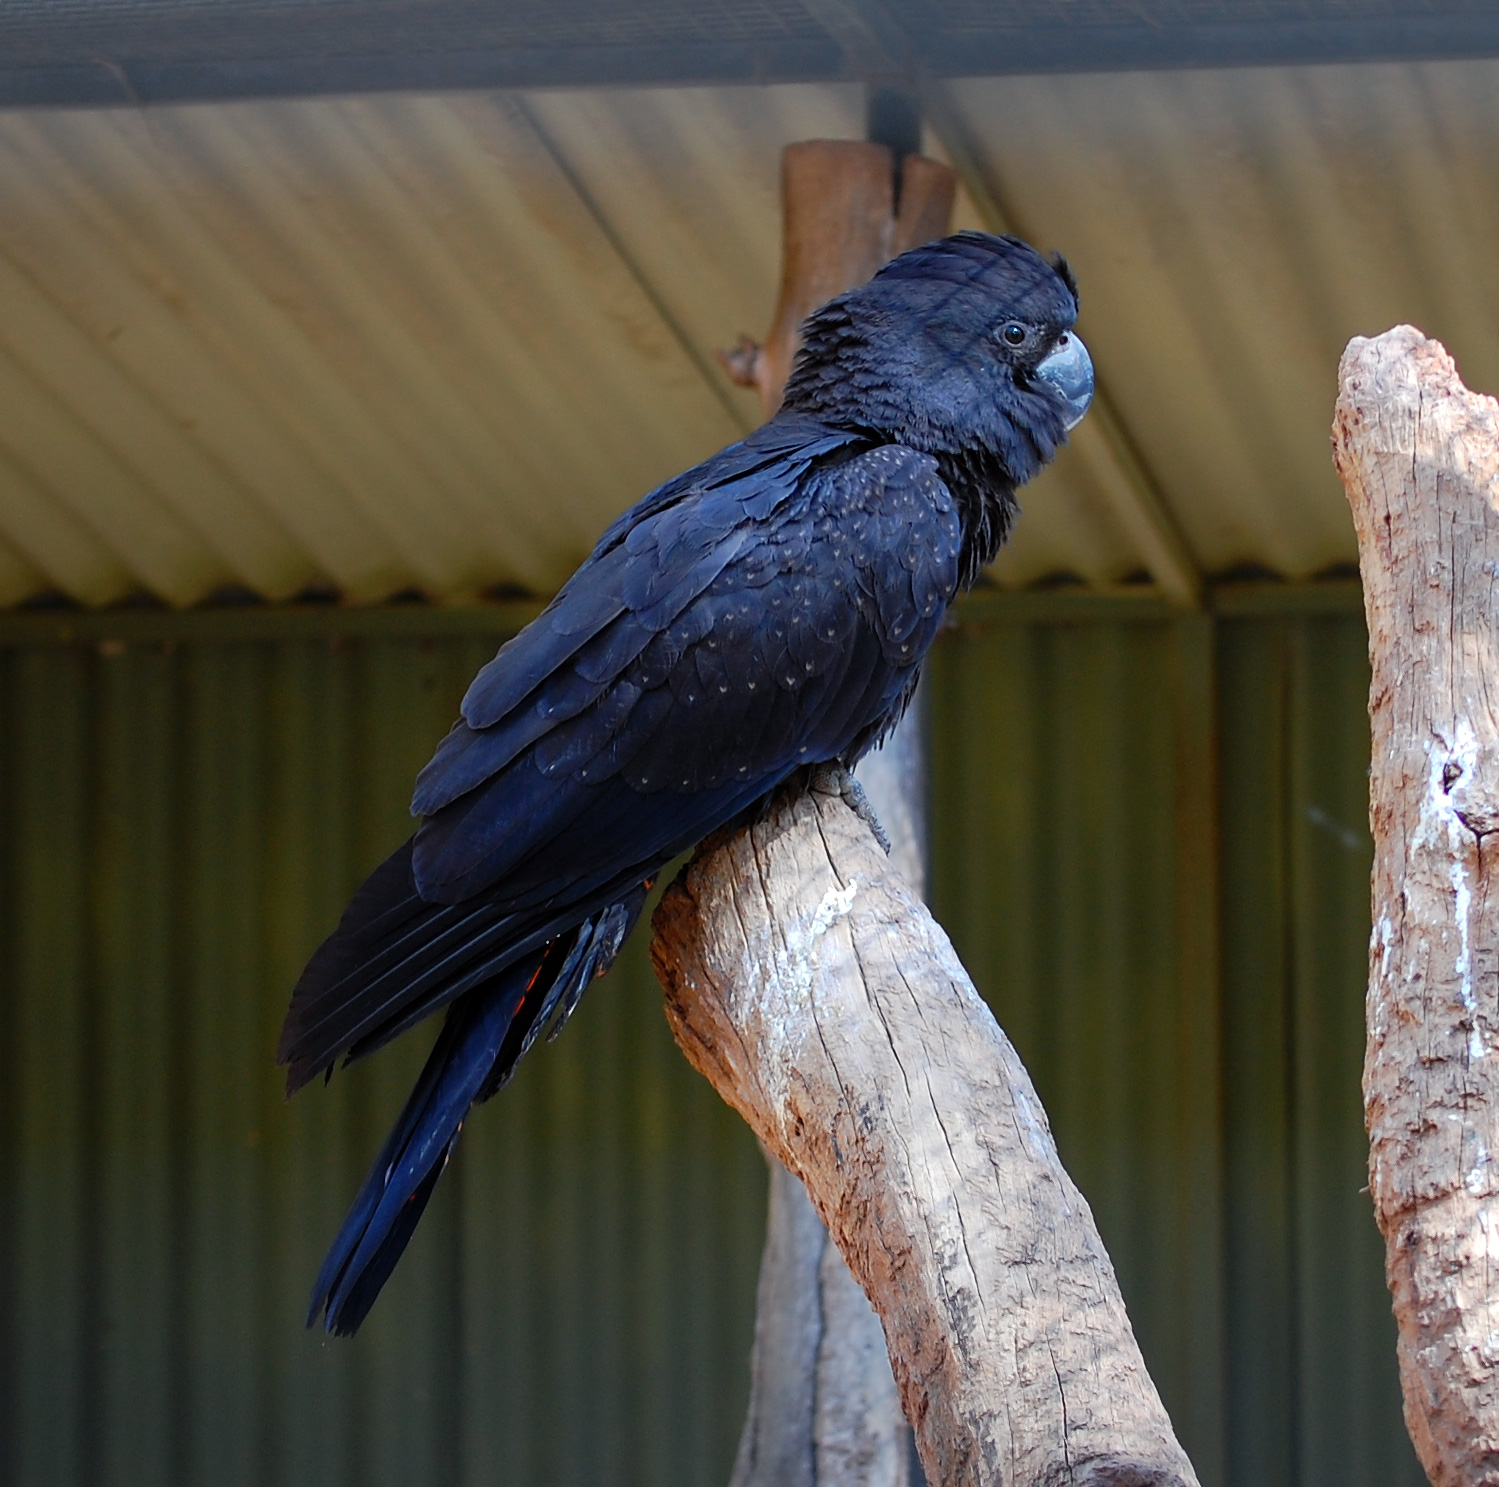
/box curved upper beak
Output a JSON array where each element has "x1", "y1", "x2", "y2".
[{"x1": 1034, "y1": 331, "x2": 1094, "y2": 432}]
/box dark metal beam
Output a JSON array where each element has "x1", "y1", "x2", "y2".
[{"x1": 4, "y1": 4, "x2": 1499, "y2": 109}]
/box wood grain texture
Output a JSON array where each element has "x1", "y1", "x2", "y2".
[
  {"x1": 730, "y1": 1156, "x2": 913, "y2": 1487},
  {"x1": 730, "y1": 709, "x2": 929, "y2": 1487},
  {"x1": 651, "y1": 771, "x2": 1199, "y2": 1487},
  {"x1": 719, "y1": 141, "x2": 956, "y2": 420},
  {"x1": 1334, "y1": 326, "x2": 1499, "y2": 1484}
]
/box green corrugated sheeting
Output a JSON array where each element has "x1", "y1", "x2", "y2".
[
  {"x1": 928, "y1": 588, "x2": 1421, "y2": 1487},
  {"x1": 0, "y1": 590, "x2": 1422, "y2": 1486},
  {"x1": 0, "y1": 615, "x2": 766, "y2": 1487}
]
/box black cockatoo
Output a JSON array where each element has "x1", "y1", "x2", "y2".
[{"x1": 279, "y1": 231, "x2": 1094, "y2": 1334}]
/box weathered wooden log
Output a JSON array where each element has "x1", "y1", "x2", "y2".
[
  {"x1": 651, "y1": 772, "x2": 1201, "y2": 1487},
  {"x1": 1333, "y1": 326, "x2": 1499, "y2": 1484},
  {"x1": 730, "y1": 707, "x2": 928, "y2": 1487},
  {"x1": 729, "y1": 1153, "x2": 913, "y2": 1487}
]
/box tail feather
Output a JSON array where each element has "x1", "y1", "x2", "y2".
[
  {"x1": 336, "y1": 901, "x2": 580, "y2": 1069},
  {"x1": 279, "y1": 838, "x2": 653, "y2": 1095},
  {"x1": 310, "y1": 960, "x2": 529, "y2": 1335},
  {"x1": 504, "y1": 889, "x2": 648, "y2": 1083},
  {"x1": 307, "y1": 885, "x2": 649, "y2": 1335}
]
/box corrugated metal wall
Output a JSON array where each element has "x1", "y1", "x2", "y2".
[
  {"x1": 0, "y1": 591, "x2": 1421, "y2": 1486},
  {"x1": 0, "y1": 608, "x2": 767, "y2": 1487},
  {"x1": 928, "y1": 588, "x2": 1422, "y2": 1487}
]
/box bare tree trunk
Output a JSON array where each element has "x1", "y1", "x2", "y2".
[
  {"x1": 730, "y1": 1155, "x2": 914, "y2": 1487},
  {"x1": 652, "y1": 775, "x2": 1201, "y2": 1487},
  {"x1": 721, "y1": 137, "x2": 954, "y2": 1487},
  {"x1": 1333, "y1": 326, "x2": 1499, "y2": 1485},
  {"x1": 730, "y1": 703, "x2": 928, "y2": 1487}
]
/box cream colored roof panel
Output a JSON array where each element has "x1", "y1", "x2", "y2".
[
  {"x1": 521, "y1": 84, "x2": 862, "y2": 390},
  {"x1": 514, "y1": 84, "x2": 1146, "y2": 590},
  {"x1": 0, "y1": 90, "x2": 752, "y2": 606},
  {"x1": 0, "y1": 63, "x2": 1496, "y2": 607},
  {"x1": 948, "y1": 60, "x2": 1499, "y2": 580}
]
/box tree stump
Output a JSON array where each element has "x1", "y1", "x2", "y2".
[
  {"x1": 1333, "y1": 326, "x2": 1499, "y2": 1484},
  {"x1": 651, "y1": 773, "x2": 1200, "y2": 1487}
]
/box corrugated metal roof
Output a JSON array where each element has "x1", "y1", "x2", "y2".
[
  {"x1": 0, "y1": 60, "x2": 1495, "y2": 608},
  {"x1": 948, "y1": 60, "x2": 1499, "y2": 582}
]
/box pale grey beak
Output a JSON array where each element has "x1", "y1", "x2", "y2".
[{"x1": 1035, "y1": 331, "x2": 1094, "y2": 432}]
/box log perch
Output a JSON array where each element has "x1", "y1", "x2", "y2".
[
  {"x1": 651, "y1": 772, "x2": 1200, "y2": 1487},
  {"x1": 1333, "y1": 326, "x2": 1499, "y2": 1484},
  {"x1": 729, "y1": 708, "x2": 930, "y2": 1487}
]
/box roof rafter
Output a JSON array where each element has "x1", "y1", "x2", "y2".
[{"x1": 3, "y1": 1, "x2": 1499, "y2": 108}]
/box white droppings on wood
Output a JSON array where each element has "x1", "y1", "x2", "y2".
[
  {"x1": 1375, "y1": 913, "x2": 1395, "y2": 980},
  {"x1": 1469, "y1": 1144, "x2": 1492, "y2": 1197},
  {"x1": 1473, "y1": 1203, "x2": 1499, "y2": 1264},
  {"x1": 1414, "y1": 726, "x2": 1486, "y2": 1061},
  {"x1": 1334, "y1": 325, "x2": 1499, "y2": 1481},
  {"x1": 811, "y1": 879, "x2": 861, "y2": 940}
]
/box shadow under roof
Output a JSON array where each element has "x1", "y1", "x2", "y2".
[{"x1": 3, "y1": 0, "x2": 1499, "y2": 107}]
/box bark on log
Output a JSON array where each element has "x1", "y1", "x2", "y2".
[
  {"x1": 731, "y1": 705, "x2": 929, "y2": 1487},
  {"x1": 651, "y1": 773, "x2": 1201, "y2": 1487},
  {"x1": 730, "y1": 1155, "x2": 913, "y2": 1487},
  {"x1": 1333, "y1": 326, "x2": 1499, "y2": 1484}
]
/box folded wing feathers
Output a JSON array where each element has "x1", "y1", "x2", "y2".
[{"x1": 284, "y1": 425, "x2": 972, "y2": 1335}]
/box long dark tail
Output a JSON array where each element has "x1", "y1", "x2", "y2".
[{"x1": 306, "y1": 889, "x2": 647, "y2": 1335}]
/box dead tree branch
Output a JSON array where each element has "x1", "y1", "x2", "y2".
[
  {"x1": 1333, "y1": 325, "x2": 1499, "y2": 1484},
  {"x1": 651, "y1": 773, "x2": 1200, "y2": 1487},
  {"x1": 730, "y1": 704, "x2": 929, "y2": 1487}
]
